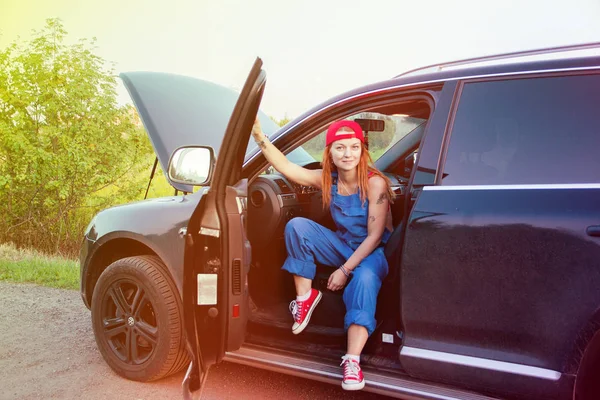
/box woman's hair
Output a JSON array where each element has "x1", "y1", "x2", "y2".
[{"x1": 320, "y1": 143, "x2": 395, "y2": 209}]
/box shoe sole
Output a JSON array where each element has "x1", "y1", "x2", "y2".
[
  {"x1": 292, "y1": 291, "x2": 322, "y2": 335},
  {"x1": 342, "y1": 380, "x2": 365, "y2": 391}
]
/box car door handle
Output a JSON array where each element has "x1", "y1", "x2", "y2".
[{"x1": 586, "y1": 225, "x2": 600, "y2": 237}]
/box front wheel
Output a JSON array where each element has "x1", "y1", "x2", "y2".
[{"x1": 91, "y1": 255, "x2": 188, "y2": 381}]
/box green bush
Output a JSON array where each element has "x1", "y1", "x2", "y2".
[{"x1": 0, "y1": 19, "x2": 157, "y2": 256}]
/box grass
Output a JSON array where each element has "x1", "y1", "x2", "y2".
[{"x1": 0, "y1": 242, "x2": 79, "y2": 290}]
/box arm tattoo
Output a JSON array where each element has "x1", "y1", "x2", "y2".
[
  {"x1": 369, "y1": 216, "x2": 376, "y2": 223},
  {"x1": 257, "y1": 139, "x2": 267, "y2": 149},
  {"x1": 376, "y1": 193, "x2": 387, "y2": 205}
]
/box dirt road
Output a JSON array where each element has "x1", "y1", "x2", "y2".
[{"x1": 0, "y1": 282, "x2": 386, "y2": 400}]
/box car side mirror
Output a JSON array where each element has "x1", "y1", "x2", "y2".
[{"x1": 168, "y1": 146, "x2": 215, "y2": 186}]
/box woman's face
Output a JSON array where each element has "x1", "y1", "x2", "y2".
[{"x1": 329, "y1": 137, "x2": 362, "y2": 172}]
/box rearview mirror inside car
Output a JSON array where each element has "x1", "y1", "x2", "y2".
[
  {"x1": 354, "y1": 118, "x2": 385, "y2": 132},
  {"x1": 168, "y1": 146, "x2": 215, "y2": 186}
]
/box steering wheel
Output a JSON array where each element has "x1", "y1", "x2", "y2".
[
  {"x1": 248, "y1": 162, "x2": 324, "y2": 249},
  {"x1": 301, "y1": 161, "x2": 322, "y2": 170}
]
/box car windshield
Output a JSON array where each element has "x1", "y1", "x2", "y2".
[
  {"x1": 284, "y1": 146, "x2": 317, "y2": 165},
  {"x1": 296, "y1": 112, "x2": 426, "y2": 164}
]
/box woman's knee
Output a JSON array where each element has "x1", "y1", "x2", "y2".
[
  {"x1": 351, "y1": 268, "x2": 382, "y2": 291},
  {"x1": 284, "y1": 217, "x2": 312, "y2": 239}
]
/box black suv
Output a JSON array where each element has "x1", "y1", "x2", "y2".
[{"x1": 80, "y1": 43, "x2": 600, "y2": 399}]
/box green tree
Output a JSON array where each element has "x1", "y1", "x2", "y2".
[
  {"x1": 270, "y1": 114, "x2": 292, "y2": 127},
  {"x1": 0, "y1": 18, "x2": 153, "y2": 255}
]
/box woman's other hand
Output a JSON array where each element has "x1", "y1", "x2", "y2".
[{"x1": 327, "y1": 268, "x2": 348, "y2": 291}]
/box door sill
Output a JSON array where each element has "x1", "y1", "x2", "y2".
[{"x1": 224, "y1": 344, "x2": 500, "y2": 400}]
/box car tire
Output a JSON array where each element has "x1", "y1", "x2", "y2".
[{"x1": 91, "y1": 255, "x2": 189, "y2": 382}]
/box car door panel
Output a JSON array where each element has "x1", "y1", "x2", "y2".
[
  {"x1": 402, "y1": 187, "x2": 600, "y2": 367},
  {"x1": 182, "y1": 58, "x2": 265, "y2": 398},
  {"x1": 399, "y1": 74, "x2": 600, "y2": 399},
  {"x1": 400, "y1": 186, "x2": 600, "y2": 399}
]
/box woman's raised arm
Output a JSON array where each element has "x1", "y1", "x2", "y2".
[{"x1": 252, "y1": 118, "x2": 321, "y2": 188}]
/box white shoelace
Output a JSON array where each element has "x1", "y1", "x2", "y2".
[
  {"x1": 340, "y1": 356, "x2": 361, "y2": 380},
  {"x1": 289, "y1": 300, "x2": 301, "y2": 322}
]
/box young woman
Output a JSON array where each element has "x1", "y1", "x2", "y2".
[{"x1": 251, "y1": 117, "x2": 394, "y2": 391}]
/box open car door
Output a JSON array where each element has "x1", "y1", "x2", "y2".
[{"x1": 182, "y1": 58, "x2": 266, "y2": 399}]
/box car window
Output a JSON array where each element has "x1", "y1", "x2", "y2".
[
  {"x1": 285, "y1": 146, "x2": 317, "y2": 165},
  {"x1": 442, "y1": 74, "x2": 600, "y2": 185},
  {"x1": 300, "y1": 112, "x2": 426, "y2": 163}
]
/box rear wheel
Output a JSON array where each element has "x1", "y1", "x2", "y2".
[{"x1": 91, "y1": 255, "x2": 188, "y2": 381}]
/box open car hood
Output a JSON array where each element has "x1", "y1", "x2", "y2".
[{"x1": 120, "y1": 71, "x2": 280, "y2": 192}]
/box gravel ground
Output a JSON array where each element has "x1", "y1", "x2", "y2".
[{"x1": 0, "y1": 282, "x2": 388, "y2": 400}]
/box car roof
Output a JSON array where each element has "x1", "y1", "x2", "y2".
[
  {"x1": 395, "y1": 42, "x2": 600, "y2": 78},
  {"x1": 390, "y1": 53, "x2": 600, "y2": 87},
  {"x1": 270, "y1": 43, "x2": 600, "y2": 143}
]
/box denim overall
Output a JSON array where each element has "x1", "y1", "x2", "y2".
[{"x1": 282, "y1": 173, "x2": 391, "y2": 336}]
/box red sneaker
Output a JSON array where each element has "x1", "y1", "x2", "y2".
[
  {"x1": 340, "y1": 356, "x2": 365, "y2": 390},
  {"x1": 289, "y1": 289, "x2": 322, "y2": 335}
]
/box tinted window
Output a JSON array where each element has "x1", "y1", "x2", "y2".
[{"x1": 442, "y1": 74, "x2": 600, "y2": 185}]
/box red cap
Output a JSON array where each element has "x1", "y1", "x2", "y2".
[{"x1": 325, "y1": 120, "x2": 364, "y2": 146}]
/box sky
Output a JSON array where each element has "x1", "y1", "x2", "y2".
[{"x1": 1, "y1": 0, "x2": 600, "y2": 119}]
